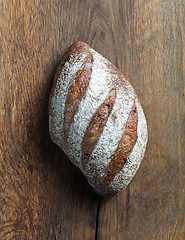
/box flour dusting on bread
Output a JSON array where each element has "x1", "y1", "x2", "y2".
[{"x1": 49, "y1": 42, "x2": 148, "y2": 197}]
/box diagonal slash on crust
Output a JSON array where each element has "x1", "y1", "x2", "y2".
[
  {"x1": 63, "y1": 53, "x2": 93, "y2": 141},
  {"x1": 104, "y1": 102, "x2": 138, "y2": 183},
  {"x1": 81, "y1": 88, "x2": 117, "y2": 169}
]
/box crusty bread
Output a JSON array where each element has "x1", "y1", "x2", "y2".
[{"x1": 49, "y1": 42, "x2": 148, "y2": 197}]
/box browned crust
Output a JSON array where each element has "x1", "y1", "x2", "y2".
[
  {"x1": 49, "y1": 42, "x2": 92, "y2": 144},
  {"x1": 49, "y1": 42, "x2": 92, "y2": 116},
  {"x1": 63, "y1": 53, "x2": 93, "y2": 141},
  {"x1": 81, "y1": 88, "x2": 117, "y2": 169},
  {"x1": 104, "y1": 102, "x2": 138, "y2": 183}
]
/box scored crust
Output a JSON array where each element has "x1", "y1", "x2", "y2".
[
  {"x1": 81, "y1": 87, "x2": 116, "y2": 170},
  {"x1": 49, "y1": 42, "x2": 148, "y2": 197},
  {"x1": 63, "y1": 53, "x2": 93, "y2": 141}
]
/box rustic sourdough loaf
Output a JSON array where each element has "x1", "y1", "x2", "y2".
[{"x1": 49, "y1": 42, "x2": 148, "y2": 197}]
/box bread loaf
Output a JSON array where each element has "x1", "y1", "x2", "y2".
[{"x1": 49, "y1": 42, "x2": 148, "y2": 197}]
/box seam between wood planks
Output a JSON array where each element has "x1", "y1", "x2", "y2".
[{"x1": 95, "y1": 197, "x2": 102, "y2": 240}]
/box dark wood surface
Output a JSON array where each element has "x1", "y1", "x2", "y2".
[{"x1": 0, "y1": 0, "x2": 184, "y2": 239}]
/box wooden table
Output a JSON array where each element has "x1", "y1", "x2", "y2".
[{"x1": 0, "y1": 1, "x2": 184, "y2": 239}]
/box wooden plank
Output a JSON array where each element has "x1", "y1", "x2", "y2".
[
  {"x1": 97, "y1": 0, "x2": 185, "y2": 239},
  {"x1": 0, "y1": 0, "x2": 184, "y2": 239},
  {"x1": 0, "y1": 1, "x2": 100, "y2": 239}
]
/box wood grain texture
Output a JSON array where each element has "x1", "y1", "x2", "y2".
[
  {"x1": 0, "y1": 1, "x2": 100, "y2": 240},
  {"x1": 0, "y1": 0, "x2": 184, "y2": 240},
  {"x1": 95, "y1": 0, "x2": 185, "y2": 239}
]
